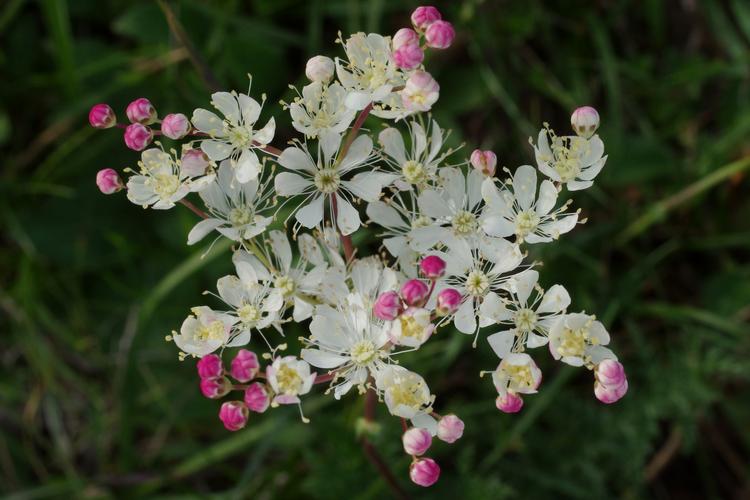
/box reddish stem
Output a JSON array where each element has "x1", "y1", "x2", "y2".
[
  {"x1": 178, "y1": 198, "x2": 208, "y2": 219},
  {"x1": 314, "y1": 372, "x2": 336, "y2": 384}
]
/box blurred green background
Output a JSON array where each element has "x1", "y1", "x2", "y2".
[{"x1": 2, "y1": 0, "x2": 750, "y2": 498}]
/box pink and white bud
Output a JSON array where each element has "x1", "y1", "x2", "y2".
[
  {"x1": 95, "y1": 168, "x2": 123, "y2": 194},
  {"x1": 419, "y1": 255, "x2": 446, "y2": 279},
  {"x1": 401, "y1": 70, "x2": 440, "y2": 112},
  {"x1": 161, "y1": 113, "x2": 190, "y2": 139},
  {"x1": 197, "y1": 353, "x2": 223, "y2": 379},
  {"x1": 596, "y1": 359, "x2": 626, "y2": 388},
  {"x1": 436, "y1": 414, "x2": 464, "y2": 443},
  {"x1": 230, "y1": 349, "x2": 260, "y2": 383},
  {"x1": 244, "y1": 382, "x2": 271, "y2": 413},
  {"x1": 219, "y1": 401, "x2": 249, "y2": 431},
  {"x1": 88, "y1": 104, "x2": 116, "y2": 129},
  {"x1": 126, "y1": 97, "x2": 157, "y2": 124},
  {"x1": 594, "y1": 378, "x2": 628, "y2": 404},
  {"x1": 402, "y1": 427, "x2": 432, "y2": 456},
  {"x1": 373, "y1": 291, "x2": 403, "y2": 321},
  {"x1": 200, "y1": 376, "x2": 231, "y2": 399},
  {"x1": 570, "y1": 106, "x2": 600, "y2": 139},
  {"x1": 400, "y1": 279, "x2": 430, "y2": 307},
  {"x1": 496, "y1": 392, "x2": 524, "y2": 413},
  {"x1": 470, "y1": 149, "x2": 497, "y2": 177},
  {"x1": 436, "y1": 288, "x2": 462, "y2": 316},
  {"x1": 123, "y1": 123, "x2": 153, "y2": 151},
  {"x1": 411, "y1": 6, "x2": 441, "y2": 30},
  {"x1": 393, "y1": 28, "x2": 420, "y2": 50},
  {"x1": 393, "y1": 44, "x2": 424, "y2": 70},
  {"x1": 409, "y1": 457, "x2": 441, "y2": 487},
  {"x1": 180, "y1": 149, "x2": 210, "y2": 177},
  {"x1": 305, "y1": 55, "x2": 335, "y2": 83},
  {"x1": 424, "y1": 20, "x2": 455, "y2": 49}
]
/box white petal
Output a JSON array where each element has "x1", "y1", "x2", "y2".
[
  {"x1": 238, "y1": 93, "x2": 261, "y2": 125},
  {"x1": 339, "y1": 135, "x2": 373, "y2": 172},
  {"x1": 201, "y1": 139, "x2": 233, "y2": 161},
  {"x1": 537, "y1": 284, "x2": 571, "y2": 314},
  {"x1": 235, "y1": 150, "x2": 260, "y2": 183},
  {"x1": 275, "y1": 172, "x2": 311, "y2": 196},
  {"x1": 418, "y1": 190, "x2": 452, "y2": 218},
  {"x1": 454, "y1": 299, "x2": 476, "y2": 334},
  {"x1": 253, "y1": 117, "x2": 275, "y2": 145},
  {"x1": 226, "y1": 330, "x2": 251, "y2": 347},
  {"x1": 268, "y1": 230, "x2": 292, "y2": 272},
  {"x1": 295, "y1": 195, "x2": 324, "y2": 228},
  {"x1": 378, "y1": 127, "x2": 407, "y2": 165},
  {"x1": 187, "y1": 218, "x2": 224, "y2": 245},
  {"x1": 211, "y1": 92, "x2": 240, "y2": 122},
  {"x1": 536, "y1": 180, "x2": 558, "y2": 215},
  {"x1": 278, "y1": 147, "x2": 316, "y2": 173},
  {"x1": 343, "y1": 172, "x2": 394, "y2": 202},
  {"x1": 487, "y1": 331, "x2": 515, "y2": 359},
  {"x1": 335, "y1": 194, "x2": 361, "y2": 236},
  {"x1": 513, "y1": 165, "x2": 537, "y2": 211},
  {"x1": 567, "y1": 179, "x2": 594, "y2": 191},
  {"x1": 367, "y1": 200, "x2": 407, "y2": 228},
  {"x1": 479, "y1": 292, "x2": 512, "y2": 322},
  {"x1": 319, "y1": 129, "x2": 343, "y2": 165},
  {"x1": 482, "y1": 215, "x2": 515, "y2": 238},
  {"x1": 235, "y1": 260, "x2": 258, "y2": 285},
  {"x1": 191, "y1": 108, "x2": 224, "y2": 136},
  {"x1": 505, "y1": 269, "x2": 538, "y2": 305},
  {"x1": 300, "y1": 348, "x2": 348, "y2": 369}
]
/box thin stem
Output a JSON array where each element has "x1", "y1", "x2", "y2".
[{"x1": 178, "y1": 198, "x2": 208, "y2": 219}]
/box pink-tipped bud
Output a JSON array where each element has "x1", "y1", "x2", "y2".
[
  {"x1": 419, "y1": 255, "x2": 446, "y2": 279},
  {"x1": 219, "y1": 401, "x2": 249, "y2": 431},
  {"x1": 436, "y1": 288, "x2": 462, "y2": 316},
  {"x1": 124, "y1": 123, "x2": 153, "y2": 151},
  {"x1": 197, "y1": 353, "x2": 223, "y2": 379},
  {"x1": 161, "y1": 113, "x2": 190, "y2": 139},
  {"x1": 244, "y1": 382, "x2": 271, "y2": 413},
  {"x1": 126, "y1": 97, "x2": 157, "y2": 125},
  {"x1": 95, "y1": 168, "x2": 123, "y2": 194},
  {"x1": 409, "y1": 457, "x2": 440, "y2": 487},
  {"x1": 401, "y1": 70, "x2": 440, "y2": 112},
  {"x1": 393, "y1": 44, "x2": 424, "y2": 70},
  {"x1": 393, "y1": 28, "x2": 420, "y2": 50},
  {"x1": 470, "y1": 149, "x2": 497, "y2": 177},
  {"x1": 88, "y1": 104, "x2": 116, "y2": 129},
  {"x1": 571, "y1": 106, "x2": 600, "y2": 139},
  {"x1": 374, "y1": 291, "x2": 403, "y2": 321},
  {"x1": 411, "y1": 6, "x2": 441, "y2": 30},
  {"x1": 402, "y1": 427, "x2": 432, "y2": 456},
  {"x1": 596, "y1": 359, "x2": 626, "y2": 388},
  {"x1": 424, "y1": 20, "x2": 455, "y2": 49},
  {"x1": 305, "y1": 55, "x2": 335, "y2": 83},
  {"x1": 180, "y1": 149, "x2": 210, "y2": 177},
  {"x1": 594, "y1": 379, "x2": 628, "y2": 404},
  {"x1": 230, "y1": 349, "x2": 260, "y2": 383},
  {"x1": 400, "y1": 279, "x2": 430, "y2": 307},
  {"x1": 496, "y1": 392, "x2": 524, "y2": 413},
  {"x1": 436, "y1": 414, "x2": 464, "y2": 443},
  {"x1": 200, "y1": 376, "x2": 231, "y2": 399}
]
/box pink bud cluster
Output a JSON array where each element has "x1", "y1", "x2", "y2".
[
  {"x1": 401, "y1": 413, "x2": 464, "y2": 487},
  {"x1": 594, "y1": 359, "x2": 628, "y2": 404},
  {"x1": 391, "y1": 6, "x2": 455, "y2": 71}
]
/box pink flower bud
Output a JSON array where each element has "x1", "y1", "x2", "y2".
[
  {"x1": 124, "y1": 123, "x2": 153, "y2": 151},
  {"x1": 126, "y1": 97, "x2": 157, "y2": 124},
  {"x1": 244, "y1": 382, "x2": 270, "y2": 413},
  {"x1": 88, "y1": 104, "x2": 116, "y2": 129},
  {"x1": 393, "y1": 43, "x2": 424, "y2": 70},
  {"x1": 496, "y1": 392, "x2": 524, "y2": 413},
  {"x1": 571, "y1": 105, "x2": 600, "y2": 139},
  {"x1": 401, "y1": 70, "x2": 440, "y2": 112},
  {"x1": 161, "y1": 113, "x2": 190, "y2": 139},
  {"x1": 197, "y1": 353, "x2": 223, "y2": 379},
  {"x1": 470, "y1": 149, "x2": 497, "y2": 177},
  {"x1": 200, "y1": 377, "x2": 231, "y2": 399},
  {"x1": 95, "y1": 168, "x2": 123, "y2": 194},
  {"x1": 393, "y1": 28, "x2": 420, "y2": 50},
  {"x1": 436, "y1": 414, "x2": 464, "y2": 443},
  {"x1": 436, "y1": 288, "x2": 462, "y2": 316},
  {"x1": 594, "y1": 379, "x2": 628, "y2": 404},
  {"x1": 374, "y1": 291, "x2": 403, "y2": 321},
  {"x1": 596, "y1": 359, "x2": 626, "y2": 388},
  {"x1": 400, "y1": 279, "x2": 430, "y2": 307},
  {"x1": 411, "y1": 6, "x2": 441, "y2": 30},
  {"x1": 230, "y1": 349, "x2": 260, "y2": 383},
  {"x1": 180, "y1": 149, "x2": 210, "y2": 177},
  {"x1": 409, "y1": 457, "x2": 440, "y2": 487},
  {"x1": 219, "y1": 401, "x2": 249, "y2": 431},
  {"x1": 402, "y1": 427, "x2": 432, "y2": 456},
  {"x1": 425, "y1": 20, "x2": 455, "y2": 49},
  {"x1": 305, "y1": 55, "x2": 335, "y2": 82},
  {"x1": 419, "y1": 255, "x2": 446, "y2": 279}
]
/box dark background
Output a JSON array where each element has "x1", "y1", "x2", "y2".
[{"x1": 2, "y1": 0, "x2": 749, "y2": 498}]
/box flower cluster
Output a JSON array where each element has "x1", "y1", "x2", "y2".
[{"x1": 90, "y1": 5, "x2": 626, "y2": 489}]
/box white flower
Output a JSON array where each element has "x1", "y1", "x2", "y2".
[
  {"x1": 266, "y1": 356, "x2": 316, "y2": 405},
  {"x1": 321, "y1": 256, "x2": 400, "y2": 306},
  {"x1": 400, "y1": 70, "x2": 439, "y2": 113},
  {"x1": 127, "y1": 148, "x2": 215, "y2": 210},
  {"x1": 491, "y1": 352, "x2": 542, "y2": 396},
  {"x1": 192, "y1": 89, "x2": 276, "y2": 183},
  {"x1": 366, "y1": 195, "x2": 429, "y2": 276},
  {"x1": 301, "y1": 293, "x2": 391, "y2": 399},
  {"x1": 481, "y1": 165, "x2": 579, "y2": 244},
  {"x1": 388, "y1": 307, "x2": 434, "y2": 347},
  {"x1": 173, "y1": 306, "x2": 237, "y2": 357},
  {"x1": 375, "y1": 365, "x2": 434, "y2": 422},
  {"x1": 187, "y1": 160, "x2": 275, "y2": 245},
  {"x1": 548, "y1": 313, "x2": 615, "y2": 367},
  {"x1": 483, "y1": 269, "x2": 570, "y2": 357},
  {"x1": 274, "y1": 130, "x2": 395, "y2": 235},
  {"x1": 288, "y1": 81, "x2": 356, "y2": 139},
  {"x1": 532, "y1": 126, "x2": 607, "y2": 191}
]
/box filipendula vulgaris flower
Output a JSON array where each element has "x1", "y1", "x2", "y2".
[
  {"x1": 187, "y1": 160, "x2": 276, "y2": 245},
  {"x1": 532, "y1": 123, "x2": 607, "y2": 191},
  {"x1": 172, "y1": 306, "x2": 238, "y2": 358},
  {"x1": 548, "y1": 313, "x2": 616, "y2": 367},
  {"x1": 126, "y1": 147, "x2": 215, "y2": 209},
  {"x1": 481, "y1": 165, "x2": 580, "y2": 244},
  {"x1": 487, "y1": 352, "x2": 542, "y2": 403},
  {"x1": 266, "y1": 355, "x2": 316, "y2": 414},
  {"x1": 191, "y1": 83, "x2": 276, "y2": 184},
  {"x1": 274, "y1": 129, "x2": 396, "y2": 235},
  {"x1": 285, "y1": 80, "x2": 357, "y2": 139},
  {"x1": 375, "y1": 365, "x2": 439, "y2": 434},
  {"x1": 482, "y1": 269, "x2": 570, "y2": 357}
]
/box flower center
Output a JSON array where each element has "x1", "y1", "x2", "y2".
[
  {"x1": 515, "y1": 308, "x2": 538, "y2": 333},
  {"x1": 558, "y1": 325, "x2": 597, "y2": 358},
  {"x1": 399, "y1": 315, "x2": 425, "y2": 339},
  {"x1": 237, "y1": 304, "x2": 260, "y2": 325},
  {"x1": 515, "y1": 210, "x2": 540, "y2": 237},
  {"x1": 274, "y1": 275, "x2": 296, "y2": 298},
  {"x1": 505, "y1": 364, "x2": 534, "y2": 390},
  {"x1": 314, "y1": 168, "x2": 341, "y2": 194},
  {"x1": 466, "y1": 270, "x2": 490, "y2": 297},
  {"x1": 388, "y1": 379, "x2": 428, "y2": 410},
  {"x1": 452, "y1": 210, "x2": 477, "y2": 235},
  {"x1": 227, "y1": 124, "x2": 252, "y2": 149},
  {"x1": 151, "y1": 174, "x2": 180, "y2": 199},
  {"x1": 276, "y1": 364, "x2": 303, "y2": 395},
  {"x1": 229, "y1": 206, "x2": 253, "y2": 227},
  {"x1": 554, "y1": 157, "x2": 581, "y2": 182},
  {"x1": 402, "y1": 160, "x2": 426, "y2": 184},
  {"x1": 350, "y1": 339, "x2": 377, "y2": 365},
  {"x1": 195, "y1": 320, "x2": 224, "y2": 342}
]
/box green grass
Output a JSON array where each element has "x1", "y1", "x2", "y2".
[{"x1": 2, "y1": 0, "x2": 750, "y2": 498}]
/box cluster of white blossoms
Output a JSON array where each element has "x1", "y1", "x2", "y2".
[{"x1": 91, "y1": 5, "x2": 627, "y2": 490}]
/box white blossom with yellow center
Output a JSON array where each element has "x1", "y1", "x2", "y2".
[
  {"x1": 491, "y1": 352, "x2": 542, "y2": 396},
  {"x1": 548, "y1": 313, "x2": 615, "y2": 367},
  {"x1": 533, "y1": 126, "x2": 607, "y2": 191},
  {"x1": 266, "y1": 356, "x2": 316, "y2": 405},
  {"x1": 173, "y1": 306, "x2": 236, "y2": 357},
  {"x1": 288, "y1": 81, "x2": 356, "y2": 139}
]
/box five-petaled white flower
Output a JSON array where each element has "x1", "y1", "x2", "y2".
[
  {"x1": 288, "y1": 81, "x2": 356, "y2": 139},
  {"x1": 173, "y1": 306, "x2": 237, "y2": 357},
  {"x1": 266, "y1": 356, "x2": 316, "y2": 406},
  {"x1": 491, "y1": 352, "x2": 542, "y2": 396},
  {"x1": 375, "y1": 365, "x2": 439, "y2": 434},
  {"x1": 548, "y1": 313, "x2": 616, "y2": 367},
  {"x1": 532, "y1": 126, "x2": 607, "y2": 191}
]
